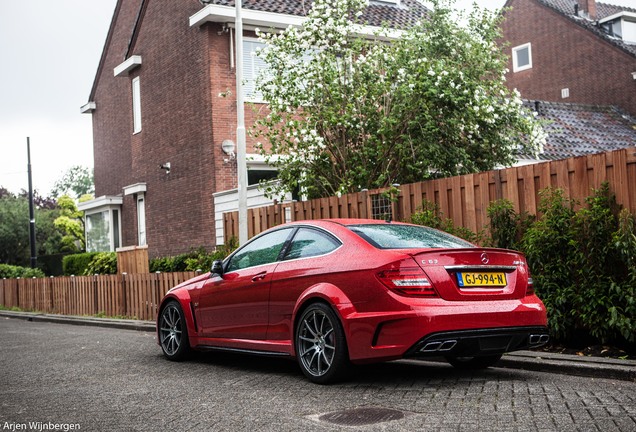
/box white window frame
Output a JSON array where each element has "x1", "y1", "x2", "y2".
[
  {"x1": 512, "y1": 43, "x2": 532, "y2": 73},
  {"x1": 132, "y1": 76, "x2": 142, "y2": 133},
  {"x1": 243, "y1": 38, "x2": 269, "y2": 103},
  {"x1": 78, "y1": 196, "x2": 123, "y2": 253},
  {"x1": 137, "y1": 194, "x2": 146, "y2": 246}
]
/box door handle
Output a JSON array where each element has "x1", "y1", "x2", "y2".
[{"x1": 251, "y1": 272, "x2": 267, "y2": 282}]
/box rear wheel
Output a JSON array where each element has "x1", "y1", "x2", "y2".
[
  {"x1": 445, "y1": 354, "x2": 502, "y2": 370},
  {"x1": 295, "y1": 303, "x2": 349, "y2": 384},
  {"x1": 158, "y1": 301, "x2": 191, "y2": 361}
]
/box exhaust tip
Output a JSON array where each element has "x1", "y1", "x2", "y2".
[
  {"x1": 529, "y1": 334, "x2": 549, "y2": 346},
  {"x1": 439, "y1": 340, "x2": 457, "y2": 351},
  {"x1": 420, "y1": 342, "x2": 443, "y2": 352},
  {"x1": 420, "y1": 340, "x2": 457, "y2": 353}
]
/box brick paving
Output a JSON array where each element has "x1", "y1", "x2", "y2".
[{"x1": 0, "y1": 318, "x2": 634, "y2": 431}]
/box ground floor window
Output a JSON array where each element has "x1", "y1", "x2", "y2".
[{"x1": 78, "y1": 196, "x2": 123, "y2": 252}]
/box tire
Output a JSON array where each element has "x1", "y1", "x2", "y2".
[
  {"x1": 445, "y1": 354, "x2": 502, "y2": 370},
  {"x1": 158, "y1": 300, "x2": 192, "y2": 361},
  {"x1": 295, "y1": 303, "x2": 349, "y2": 384}
]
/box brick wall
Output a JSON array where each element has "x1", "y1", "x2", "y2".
[
  {"x1": 90, "y1": 1, "x2": 275, "y2": 258},
  {"x1": 502, "y1": 0, "x2": 636, "y2": 116},
  {"x1": 92, "y1": 0, "x2": 216, "y2": 258}
]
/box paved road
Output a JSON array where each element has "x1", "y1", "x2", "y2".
[{"x1": 1, "y1": 318, "x2": 635, "y2": 431}]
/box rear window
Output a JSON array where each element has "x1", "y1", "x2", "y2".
[{"x1": 348, "y1": 224, "x2": 474, "y2": 249}]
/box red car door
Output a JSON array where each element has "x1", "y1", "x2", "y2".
[{"x1": 195, "y1": 228, "x2": 293, "y2": 340}]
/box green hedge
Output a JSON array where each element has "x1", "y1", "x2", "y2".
[
  {"x1": 62, "y1": 252, "x2": 118, "y2": 276},
  {"x1": 150, "y1": 239, "x2": 239, "y2": 273},
  {"x1": 85, "y1": 252, "x2": 117, "y2": 275},
  {"x1": 0, "y1": 264, "x2": 45, "y2": 279},
  {"x1": 62, "y1": 252, "x2": 98, "y2": 276}
]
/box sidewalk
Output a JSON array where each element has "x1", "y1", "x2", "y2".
[{"x1": 2, "y1": 310, "x2": 634, "y2": 382}]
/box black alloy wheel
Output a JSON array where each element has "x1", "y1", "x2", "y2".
[
  {"x1": 295, "y1": 303, "x2": 350, "y2": 384},
  {"x1": 159, "y1": 300, "x2": 191, "y2": 361}
]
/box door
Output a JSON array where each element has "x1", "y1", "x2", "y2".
[{"x1": 196, "y1": 228, "x2": 293, "y2": 339}]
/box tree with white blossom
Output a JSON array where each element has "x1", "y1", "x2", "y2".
[{"x1": 253, "y1": 0, "x2": 545, "y2": 199}]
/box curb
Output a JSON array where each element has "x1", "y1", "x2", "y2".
[
  {"x1": 1, "y1": 310, "x2": 634, "y2": 382},
  {"x1": 0, "y1": 310, "x2": 155, "y2": 333},
  {"x1": 499, "y1": 350, "x2": 636, "y2": 382}
]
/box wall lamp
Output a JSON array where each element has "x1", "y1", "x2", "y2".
[
  {"x1": 222, "y1": 139, "x2": 236, "y2": 162},
  {"x1": 159, "y1": 162, "x2": 171, "y2": 174}
]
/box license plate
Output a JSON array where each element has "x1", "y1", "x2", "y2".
[{"x1": 457, "y1": 272, "x2": 507, "y2": 287}]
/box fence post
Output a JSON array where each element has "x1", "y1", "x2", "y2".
[
  {"x1": 153, "y1": 272, "x2": 160, "y2": 321},
  {"x1": 93, "y1": 274, "x2": 99, "y2": 315},
  {"x1": 121, "y1": 272, "x2": 128, "y2": 317},
  {"x1": 49, "y1": 276, "x2": 54, "y2": 313}
]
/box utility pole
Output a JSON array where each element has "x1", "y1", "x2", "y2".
[
  {"x1": 235, "y1": 0, "x2": 248, "y2": 246},
  {"x1": 27, "y1": 137, "x2": 37, "y2": 268}
]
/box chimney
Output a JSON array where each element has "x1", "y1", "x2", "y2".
[{"x1": 577, "y1": 0, "x2": 597, "y2": 20}]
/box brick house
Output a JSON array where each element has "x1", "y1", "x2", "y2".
[
  {"x1": 79, "y1": 0, "x2": 427, "y2": 257},
  {"x1": 501, "y1": 0, "x2": 636, "y2": 117}
]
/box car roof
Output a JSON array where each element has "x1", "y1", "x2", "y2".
[{"x1": 282, "y1": 218, "x2": 412, "y2": 228}]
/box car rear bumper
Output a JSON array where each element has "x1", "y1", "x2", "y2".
[
  {"x1": 404, "y1": 326, "x2": 549, "y2": 358},
  {"x1": 341, "y1": 296, "x2": 548, "y2": 363}
]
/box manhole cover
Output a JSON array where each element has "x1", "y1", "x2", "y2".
[{"x1": 318, "y1": 407, "x2": 405, "y2": 426}]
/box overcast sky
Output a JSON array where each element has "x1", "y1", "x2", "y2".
[{"x1": 0, "y1": 0, "x2": 633, "y2": 196}]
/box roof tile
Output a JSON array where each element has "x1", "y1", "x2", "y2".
[
  {"x1": 207, "y1": 0, "x2": 428, "y2": 28},
  {"x1": 522, "y1": 100, "x2": 636, "y2": 161}
]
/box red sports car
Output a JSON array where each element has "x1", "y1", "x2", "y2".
[{"x1": 157, "y1": 219, "x2": 548, "y2": 383}]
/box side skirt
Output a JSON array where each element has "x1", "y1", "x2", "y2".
[{"x1": 196, "y1": 345, "x2": 291, "y2": 358}]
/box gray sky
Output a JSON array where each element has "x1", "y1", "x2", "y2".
[{"x1": 0, "y1": 0, "x2": 633, "y2": 196}]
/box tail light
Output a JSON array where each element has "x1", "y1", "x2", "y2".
[
  {"x1": 376, "y1": 266, "x2": 437, "y2": 297},
  {"x1": 526, "y1": 270, "x2": 534, "y2": 296}
]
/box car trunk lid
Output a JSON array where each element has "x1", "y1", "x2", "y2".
[{"x1": 411, "y1": 248, "x2": 530, "y2": 301}]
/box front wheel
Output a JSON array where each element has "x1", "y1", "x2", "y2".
[
  {"x1": 445, "y1": 354, "x2": 502, "y2": 370},
  {"x1": 295, "y1": 303, "x2": 349, "y2": 384},
  {"x1": 158, "y1": 300, "x2": 191, "y2": 361}
]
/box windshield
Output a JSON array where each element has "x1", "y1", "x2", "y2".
[{"x1": 348, "y1": 224, "x2": 474, "y2": 249}]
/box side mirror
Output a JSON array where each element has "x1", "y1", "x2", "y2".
[{"x1": 211, "y1": 260, "x2": 224, "y2": 277}]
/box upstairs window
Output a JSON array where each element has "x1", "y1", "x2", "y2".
[
  {"x1": 132, "y1": 76, "x2": 142, "y2": 133},
  {"x1": 242, "y1": 38, "x2": 312, "y2": 103},
  {"x1": 512, "y1": 43, "x2": 532, "y2": 73},
  {"x1": 243, "y1": 39, "x2": 268, "y2": 102}
]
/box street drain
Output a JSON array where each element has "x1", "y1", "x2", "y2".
[{"x1": 317, "y1": 407, "x2": 405, "y2": 426}]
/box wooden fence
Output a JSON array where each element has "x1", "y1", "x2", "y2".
[
  {"x1": 0, "y1": 272, "x2": 198, "y2": 321},
  {"x1": 224, "y1": 147, "x2": 636, "y2": 240},
  {"x1": 116, "y1": 245, "x2": 149, "y2": 274}
]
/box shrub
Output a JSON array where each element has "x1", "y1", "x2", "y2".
[
  {"x1": 487, "y1": 199, "x2": 534, "y2": 250},
  {"x1": 0, "y1": 264, "x2": 45, "y2": 278},
  {"x1": 84, "y1": 252, "x2": 117, "y2": 275},
  {"x1": 609, "y1": 209, "x2": 636, "y2": 343},
  {"x1": 149, "y1": 238, "x2": 239, "y2": 273},
  {"x1": 411, "y1": 200, "x2": 488, "y2": 245},
  {"x1": 518, "y1": 184, "x2": 636, "y2": 345},
  {"x1": 521, "y1": 188, "x2": 578, "y2": 340},
  {"x1": 63, "y1": 252, "x2": 99, "y2": 276},
  {"x1": 569, "y1": 183, "x2": 622, "y2": 342}
]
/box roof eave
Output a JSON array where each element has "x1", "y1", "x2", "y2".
[{"x1": 189, "y1": 4, "x2": 404, "y2": 40}]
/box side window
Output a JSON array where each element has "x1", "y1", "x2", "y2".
[
  {"x1": 512, "y1": 43, "x2": 532, "y2": 73},
  {"x1": 226, "y1": 228, "x2": 292, "y2": 272},
  {"x1": 284, "y1": 228, "x2": 340, "y2": 260}
]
